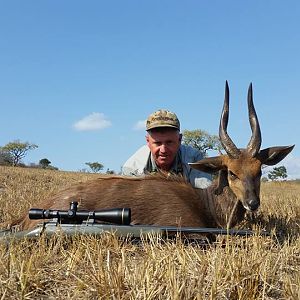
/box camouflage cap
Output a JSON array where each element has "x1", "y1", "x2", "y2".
[{"x1": 146, "y1": 109, "x2": 180, "y2": 131}]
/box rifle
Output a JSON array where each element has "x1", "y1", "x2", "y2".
[{"x1": 0, "y1": 201, "x2": 270, "y2": 242}]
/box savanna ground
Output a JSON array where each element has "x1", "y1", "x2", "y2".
[{"x1": 0, "y1": 166, "x2": 299, "y2": 299}]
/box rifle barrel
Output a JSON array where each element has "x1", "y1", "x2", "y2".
[
  {"x1": 0, "y1": 223, "x2": 270, "y2": 244},
  {"x1": 13, "y1": 224, "x2": 270, "y2": 239}
]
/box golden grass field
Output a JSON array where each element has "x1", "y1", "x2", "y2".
[{"x1": 0, "y1": 166, "x2": 299, "y2": 299}]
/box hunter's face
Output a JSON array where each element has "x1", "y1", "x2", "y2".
[{"x1": 146, "y1": 128, "x2": 181, "y2": 171}]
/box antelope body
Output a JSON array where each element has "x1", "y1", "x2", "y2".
[{"x1": 17, "y1": 82, "x2": 294, "y2": 230}]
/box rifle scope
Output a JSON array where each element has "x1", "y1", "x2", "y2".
[{"x1": 28, "y1": 201, "x2": 131, "y2": 225}]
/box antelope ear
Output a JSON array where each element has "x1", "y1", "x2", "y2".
[
  {"x1": 189, "y1": 156, "x2": 225, "y2": 173},
  {"x1": 258, "y1": 145, "x2": 295, "y2": 166}
]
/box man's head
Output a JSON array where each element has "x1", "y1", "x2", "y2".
[{"x1": 146, "y1": 109, "x2": 182, "y2": 171}]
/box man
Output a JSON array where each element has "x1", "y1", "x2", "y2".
[{"x1": 121, "y1": 109, "x2": 212, "y2": 188}]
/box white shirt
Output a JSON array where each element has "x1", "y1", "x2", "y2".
[{"x1": 121, "y1": 144, "x2": 212, "y2": 189}]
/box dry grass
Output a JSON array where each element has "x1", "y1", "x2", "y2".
[{"x1": 0, "y1": 166, "x2": 299, "y2": 299}]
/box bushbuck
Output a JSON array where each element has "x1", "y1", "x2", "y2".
[{"x1": 17, "y1": 82, "x2": 294, "y2": 230}]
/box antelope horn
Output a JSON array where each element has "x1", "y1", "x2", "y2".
[
  {"x1": 246, "y1": 83, "x2": 261, "y2": 157},
  {"x1": 219, "y1": 81, "x2": 241, "y2": 158}
]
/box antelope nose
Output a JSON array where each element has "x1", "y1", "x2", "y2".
[{"x1": 248, "y1": 198, "x2": 259, "y2": 211}]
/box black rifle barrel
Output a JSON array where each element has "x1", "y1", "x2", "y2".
[{"x1": 28, "y1": 207, "x2": 131, "y2": 225}]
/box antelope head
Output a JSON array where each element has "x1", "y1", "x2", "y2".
[{"x1": 190, "y1": 81, "x2": 294, "y2": 212}]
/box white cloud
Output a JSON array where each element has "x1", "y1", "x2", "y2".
[
  {"x1": 133, "y1": 120, "x2": 146, "y2": 131},
  {"x1": 73, "y1": 112, "x2": 112, "y2": 131}
]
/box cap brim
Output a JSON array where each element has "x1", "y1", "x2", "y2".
[{"x1": 146, "y1": 124, "x2": 180, "y2": 131}]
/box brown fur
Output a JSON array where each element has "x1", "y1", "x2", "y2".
[{"x1": 15, "y1": 173, "x2": 246, "y2": 230}]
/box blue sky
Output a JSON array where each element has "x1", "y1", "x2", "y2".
[{"x1": 1, "y1": 1, "x2": 299, "y2": 178}]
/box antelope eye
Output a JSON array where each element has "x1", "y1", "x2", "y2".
[{"x1": 228, "y1": 170, "x2": 238, "y2": 180}]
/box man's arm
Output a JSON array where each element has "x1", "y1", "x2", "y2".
[{"x1": 121, "y1": 145, "x2": 150, "y2": 176}]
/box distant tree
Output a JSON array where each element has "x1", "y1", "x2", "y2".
[
  {"x1": 182, "y1": 129, "x2": 222, "y2": 156},
  {"x1": 85, "y1": 162, "x2": 104, "y2": 173},
  {"x1": 0, "y1": 150, "x2": 13, "y2": 166},
  {"x1": 39, "y1": 158, "x2": 51, "y2": 168},
  {"x1": 106, "y1": 168, "x2": 115, "y2": 174},
  {"x1": 261, "y1": 177, "x2": 268, "y2": 183},
  {"x1": 267, "y1": 166, "x2": 288, "y2": 181},
  {"x1": 0, "y1": 140, "x2": 38, "y2": 166}
]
